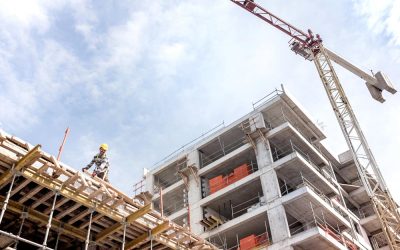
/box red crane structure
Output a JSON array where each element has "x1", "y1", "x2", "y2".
[{"x1": 231, "y1": 1, "x2": 400, "y2": 249}]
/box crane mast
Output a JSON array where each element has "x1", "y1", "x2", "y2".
[{"x1": 230, "y1": 1, "x2": 400, "y2": 249}]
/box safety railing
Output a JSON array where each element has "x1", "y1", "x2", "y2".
[
  {"x1": 205, "y1": 161, "x2": 258, "y2": 197},
  {"x1": 230, "y1": 193, "x2": 265, "y2": 219},
  {"x1": 265, "y1": 108, "x2": 317, "y2": 144},
  {"x1": 133, "y1": 178, "x2": 145, "y2": 196},
  {"x1": 153, "y1": 173, "x2": 182, "y2": 193},
  {"x1": 199, "y1": 135, "x2": 247, "y2": 167},
  {"x1": 226, "y1": 231, "x2": 271, "y2": 250},
  {"x1": 271, "y1": 140, "x2": 337, "y2": 187},
  {"x1": 289, "y1": 203, "x2": 358, "y2": 250},
  {"x1": 296, "y1": 174, "x2": 353, "y2": 223},
  {"x1": 154, "y1": 192, "x2": 187, "y2": 216},
  {"x1": 252, "y1": 88, "x2": 283, "y2": 110},
  {"x1": 153, "y1": 160, "x2": 187, "y2": 192}
]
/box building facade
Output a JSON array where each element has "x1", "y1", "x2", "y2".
[{"x1": 140, "y1": 87, "x2": 388, "y2": 250}]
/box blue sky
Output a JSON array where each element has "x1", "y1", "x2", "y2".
[{"x1": 1, "y1": 0, "x2": 399, "y2": 201}]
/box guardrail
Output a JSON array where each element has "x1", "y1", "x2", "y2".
[{"x1": 199, "y1": 136, "x2": 247, "y2": 167}]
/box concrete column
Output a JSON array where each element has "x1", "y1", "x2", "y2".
[
  {"x1": 249, "y1": 112, "x2": 273, "y2": 169},
  {"x1": 267, "y1": 204, "x2": 291, "y2": 243},
  {"x1": 187, "y1": 150, "x2": 203, "y2": 235},
  {"x1": 251, "y1": 112, "x2": 291, "y2": 244},
  {"x1": 260, "y1": 170, "x2": 281, "y2": 202},
  {"x1": 144, "y1": 171, "x2": 154, "y2": 195}
]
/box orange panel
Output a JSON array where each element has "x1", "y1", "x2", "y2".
[
  {"x1": 240, "y1": 234, "x2": 257, "y2": 250},
  {"x1": 209, "y1": 175, "x2": 226, "y2": 194},
  {"x1": 234, "y1": 164, "x2": 250, "y2": 180}
]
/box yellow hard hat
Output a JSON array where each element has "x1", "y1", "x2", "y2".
[{"x1": 100, "y1": 143, "x2": 109, "y2": 151}]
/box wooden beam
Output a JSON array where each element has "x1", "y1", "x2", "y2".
[
  {"x1": 44, "y1": 197, "x2": 69, "y2": 214},
  {"x1": 0, "y1": 144, "x2": 41, "y2": 186},
  {"x1": 124, "y1": 222, "x2": 170, "y2": 250},
  {"x1": 95, "y1": 203, "x2": 152, "y2": 242},
  {"x1": 55, "y1": 203, "x2": 81, "y2": 219},
  {"x1": 20, "y1": 167, "x2": 125, "y2": 222},
  {"x1": 31, "y1": 191, "x2": 54, "y2": 209},
  {"x1": 0, "y1": 195, "x2": 86, "y2": 241},
  {"x1": 68, "y1": 208, "x2": 91, "y2": 225},
  {"x1": 10, "y1": 178, "x2": 31, "y2": 196},
  {"x1": 18, "y1": 184, "x2": 43, "y2": 203}
]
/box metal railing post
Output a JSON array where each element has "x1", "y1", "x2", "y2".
[
  {"x1": 42, "y1": 190, "x2": 59, "y2": 249},
  {"x1": 84, "y1": 209, "x2": 94, "y2": 250},
  {"x1": 0, "y1": 171, "x2": 17, "y2": 225}
]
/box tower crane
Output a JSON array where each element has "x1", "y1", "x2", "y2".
[{"x1": 230, "y1": 0, "x2": 400, "y2": 249}]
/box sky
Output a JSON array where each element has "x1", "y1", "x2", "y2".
[{"x1": 0, "y1": 0, "x2": 399, "y2": 201}]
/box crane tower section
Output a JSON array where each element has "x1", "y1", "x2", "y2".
[{"x1": 231, "y1": 0, "x2": 400, "y2": 249}]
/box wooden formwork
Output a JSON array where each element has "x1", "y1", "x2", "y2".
[{"x1": 0, "y1": 130, "x2": 218, "y2": 250}]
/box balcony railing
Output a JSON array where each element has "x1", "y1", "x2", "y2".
[
  {"x1": 271, "y1": 140, "x2": 337, "y2": 187},
  {"x1": 289, "y1": 203, "x2": 358, "y2": 250},
  {"x1": 204, "y1": 161, "x2": 258, "y2": 197},
  {"x1": 154, "y1": 192, "x2": 187, "y2": 216},
  {"x1": 225, "y1": 231, "x2": 271, "y2": 250},
  {"x1": 199, "y1": 136, "x2": 247, "y2": 167},
  {"x1": 230, "y1": 193, "x2": 265, "y2": 219},
  {"x1": 282, "y1": 174, "x2": 354, "y2": 226}
]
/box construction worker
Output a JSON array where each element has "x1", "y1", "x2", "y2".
[{"x1": 82, "y1": 143, "x2": 110, "y2": 182}]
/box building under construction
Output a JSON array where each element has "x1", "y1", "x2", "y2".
[
  {"x1": 0, "y1": 130, "x2": 218, "y2": 249},
  {"x1": 140, "y1": 87, "x2": 396, "y2": 250}
]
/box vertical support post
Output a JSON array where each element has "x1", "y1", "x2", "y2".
[
  {"x1": 0, "y1": 172, "x2": 17, "y2": 225},
  {"x1": 236, "y1": 233, "x2": 239, "y2": 248},
  {"x1": 14, "y1": 211, "x2": 28, "y2": 249},
  {"x1": 42, "y1": 191, "x2": 58, "y2": 249},
  {"x1": 160, "y1": 187, "x2": 163, "y2": 217},
  {"x1": 85, "y1": 209, "x2": 94, "y2": 250},
  {"x1": 54, "y1": 227, "x2": 62, "y2": 250},
  {"x1": 187, "y1": 202, "x2": 191, "y2": 231},
  {"x1": 121, "y1": 220, "x2": 127, "y2": 250},
  {"x1": 149, "y1": 230, "x2": 153, "y2": 250}
]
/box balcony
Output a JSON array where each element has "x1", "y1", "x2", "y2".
[
  {"x1": 202, "y1": 161, "x2": 258, "y2": 198},
  {"x1": 204, "y1": 212, "x2": 271, "y2": 250},
  {"x1": 200, "y1": 177, "x2": 263, "y2": 228},
  {"x1": 153, "y1": 157, "x2": 187, "y2": 192},
  {"x1": 153, "y1": 186, "x2": 186, "y2": 217},
  {"x1": 272, "y1": 145, "x2": 338, "y2": 197},
  {"x1": 268, "y1": 122, "x2": 329, "y2": 168},
  {"x1": 199, "y1": 128, "x2": 247, "y2": 168}
]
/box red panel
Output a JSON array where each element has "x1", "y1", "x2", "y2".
[
  {"x1": 240, "y1": 234, "x2": 257, "y2": 250},
  {"x1": 209, "y1": 175, "x2": 226, "y2": 194}
]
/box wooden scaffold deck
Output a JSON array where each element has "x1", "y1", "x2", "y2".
[{"x1": 0, "y1": 129, "x2": 218, "y2": 250}]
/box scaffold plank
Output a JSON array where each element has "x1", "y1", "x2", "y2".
[
  {"x1": 0, "y1": 144, "x2": 41, "y2": 186},
  {"x1": 125, "y1": 222, "x2": 170, "y2": 250},
  {"x1": 95, "y1": 202, "x2": 152, "y2": 242}
]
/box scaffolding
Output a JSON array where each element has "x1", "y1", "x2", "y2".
[{"x1": 0, "y1": 130, "x2": 217, "y2": 250}]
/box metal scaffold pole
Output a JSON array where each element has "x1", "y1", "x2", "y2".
[
  {"x1": 0, "y1": 171, "x2": 17, "y2": 225},
  {"x1": 121, "y1": 220, "x2": 127, "y2": 250},
  {"x1": 14, "y1": 211, "x2": 28, "y2": 249},
  {"x1": 42, "y1": 190, "x2": 59, "y2": 249},
  {"x1": 85, "y1": 209, "x2": 94, "y2": 250}
]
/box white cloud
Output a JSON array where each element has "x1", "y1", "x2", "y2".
[
  {"x1": 353, "y1": 0, "x2": 400, "y2": 61},
  {"x1": 0, "y1": 0, "x2": 399, "y2": 201}
]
